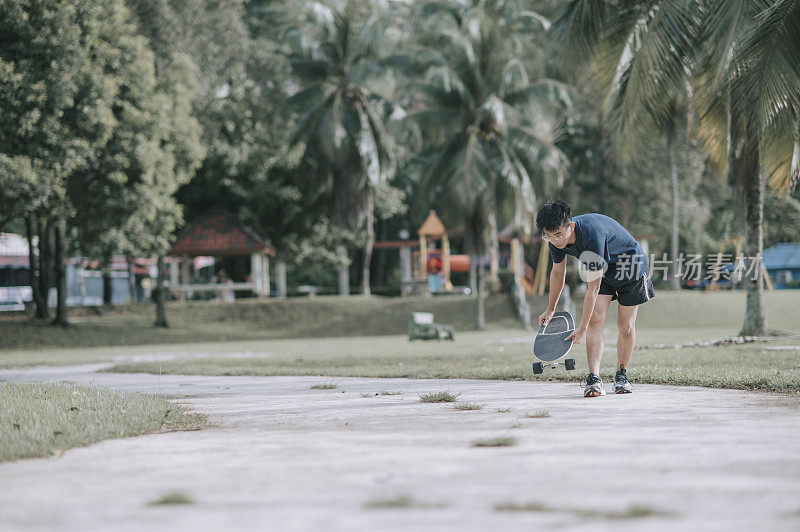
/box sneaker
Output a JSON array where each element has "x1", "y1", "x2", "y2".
[
  {"x1": 583, "y1": 373, "x2": 606, "y2": 397},
  {"x1": 615, "y1": 369, "x2": 633, "y2": 394}
]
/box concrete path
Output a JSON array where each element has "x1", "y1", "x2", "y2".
[{"x1": 1, "y1": 365, "x2": 799, "y2": 532}]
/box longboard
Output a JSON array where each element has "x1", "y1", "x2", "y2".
[{"x1": 532, "y1": 311, "x2": 576, "y2": 374}]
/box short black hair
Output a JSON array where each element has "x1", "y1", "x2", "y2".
[{"x1": 536, "y1": 200, "x2": 572, "y2": 233}]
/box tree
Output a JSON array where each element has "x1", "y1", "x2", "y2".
[
  {"x1": 131, "y1": 0, "x2": 305, "y2": 300},
  {"x1": 553, "y1": 0, "x2": 800, "y2": 335},
  {"x1": 0, "y1": 0, "x2": 145, "y2": 324},
  {"x1": 283, "y1": 0, "x2": 400, "y2": 296},
  {"x1": 407, "y1": 0, "x2": 568, "y2": 327}
]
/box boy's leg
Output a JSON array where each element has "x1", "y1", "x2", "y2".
[
  {"x1": 616, "y1": 304, "x2": 639, "y2": 370},
  {"x1": 585, "y1": 294, "x2": 614, "y2": 374}
]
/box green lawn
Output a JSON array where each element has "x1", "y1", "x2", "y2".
[
  {"x1": 4, "y1": 290, "x2": 796, "y2": 353},
  {"x1": 0, "y1": 382, "x2": 207, "y2": 463},
  {"x1": 3, "y1": 291, "x2": 799, "y2": 393},
  {"x1": 0, "y1": 294, "x2": 520, "y2": 351},
  {"x1": 103, "y1": 332, "x2": 800, "y2": 394}
]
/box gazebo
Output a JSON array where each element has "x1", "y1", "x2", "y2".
[{"x1": 168, "y1": 207, "x2": 274, "y2": 299}]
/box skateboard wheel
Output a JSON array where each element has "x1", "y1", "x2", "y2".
[
  {"x1": 565, "y1": 358, "x2": 575, "y2": 371},
  {"x1": 532, "y1": 362, "x2": 544, "y2": 375}
]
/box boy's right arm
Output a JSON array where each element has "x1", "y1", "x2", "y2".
[{"x1": 538, "y1": 260, "x2": 567, "y2": 326}]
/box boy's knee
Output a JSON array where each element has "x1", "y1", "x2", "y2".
[
  {"x1": 589, "y1": 311, "x2": 606, "y2": 329},
  {"x1": 617, "y1": 321, "x2": 635, "y2": 337}
]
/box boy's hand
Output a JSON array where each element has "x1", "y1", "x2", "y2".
[
  {"x1": 566, "y1": 326, "x2": 587, "y2": 344},
  {"x1": 538, "y1": 309, "x2": 554, "y2": 327}
]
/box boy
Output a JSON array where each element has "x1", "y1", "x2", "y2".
[{"x1": 536, "y1": 201, "x2": 654, "y2": 397}]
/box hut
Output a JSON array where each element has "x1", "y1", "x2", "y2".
[{"x1": 168, "y1": 208, "x2": 275, "y2": 299}]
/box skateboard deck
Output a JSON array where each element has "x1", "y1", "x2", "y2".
[{"x1": 533, "y1": 311, "x2": 575, "y2": 362}]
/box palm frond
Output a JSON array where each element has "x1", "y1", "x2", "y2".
[
  {"x1": 289, "y1": 90, "x2": 336, "y2": 147},
  {"x1": 289, "y1": 83, "x2": 335, "y2": 110},
  {"x1": 551, "y1": 0, "x2": 615, "y2": 72},
  {"x1": 354, "y1": 101, "x2": 380, "y2": 188},
  {"x1": 730, "y1": 0, "x2": 800, "y2": 136},
  {"x1": 289, "y1": 59, "x2": 335, "y2": 82},
  {"x1": 503, "y1": 79, "x2": 572, "y2": 109}
]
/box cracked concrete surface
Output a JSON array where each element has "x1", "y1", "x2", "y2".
[{"x1": 1, "y1": 365, "x2": 799, "y2": 531}]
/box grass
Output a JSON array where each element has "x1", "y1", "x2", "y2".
[
  {"x1": 310, "y1": 382, "x2": 337, "y2": 390},
  {"x1": 453, "y1": 402, "x2": 485, "y2": 410},
  {"x1": 495, "y1": 501, "x2": 551, "y2": 512},
  {"x1": 0, "y1": 294, "x2": 520, "y2": 351},
  {"x1": 148, "y1": 492, "x2": 195, "y2": 506},
  {"x1": 419, "y1": 390, "x2": 461, "y2": 402},
  {"x1": 3, "y1": 290, "x2": 797, "y2": 360},
  {"x1": 4, "y1": 292, "x2": 800, "y2": 394},
  {"x1": 471, "y1": 436, "x2": 517, "y2": 447},
  {"x1": 523, "y1": 410, "x2": 550, "y2": 418},
  {"x1": 362, "y1": 390, "x2": 402, "y2": 397},
  {"x1": 364, "y1": 495, "x2": 446, "y2": 509},
  {"x1": 496, "y1": 407, "x2": 512, "y2": 413},
  {"x1": 101, "y1": 333, "x2": 800, "y2": 393},
  {"x1": 494, "y1": 502, "x2": 669, "y2": 519},
  {"x1": 0, "y1": 382, "x2": 206, "y2": 463}
]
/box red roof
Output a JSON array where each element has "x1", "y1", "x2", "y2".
[{"x1": 170, "y1": 208, "x2": 275, "y2": 257}]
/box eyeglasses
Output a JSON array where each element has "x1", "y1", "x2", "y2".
[{"x1": 542, "y1": 231, "x2": 568, "y2": 243}]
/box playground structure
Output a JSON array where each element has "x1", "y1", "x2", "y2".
[
  {"x1": 412, "y1": 210, "x2": 459, "y2": 294},
  {"x1": 168, "y1": 208, "x2": 275, "y2": 300},
  {"x1": 375, "y1": 210, "x2": 546, "y2": 298}
]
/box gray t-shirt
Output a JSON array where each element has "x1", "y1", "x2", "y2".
[{"x1": 548, "y1": 213, "x2": 648, "y2": 287}]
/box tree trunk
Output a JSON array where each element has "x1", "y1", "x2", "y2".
[
  {"x1": 472, "y1": 231, "x2": 486, "y2": 330},
  {"x1": 102, "y1": 267, "x2": 112, "y2": 306},
  {"x1": 154, "y1": 254, "x2": 168, "y2": 327},
  {"x1": 276, "y1": 259, "x2": 287, "y2": 298},
  {"x1": 37, "y1": 214, "x2": 51, "y2": 318},
  {"x1": 127, "y1": 255, "x2": 137, "y2": 303},
  {"x1": 739, "y1": 139, "x2": 766, "y2": 336},
  {"x1": 331, "y1": 156, "x2": 367, "y2": 298},
  {"x1": 25, "y1": 215, "x2": 46, "y2": 317},
  {"x1": 377, "y1": 219, "x2": 388, "y2": 285},
  {"x1": 488, "y1": 210, "x2": 499, "y2": 283},
  {"x1": 337, "y1": 243, "x2": 349, "y2": 296},
  {"x1": 667, "y1": 126, "x2": 681, "y2": 290},
  {"x1": 361, "y1": 188, "x2": 375, "y2": 296},
  {"x1": 52, "y1": 216, "x2": 68, "y2": 326},
  {"x1": 475, "y1": 254, "x2": 485, "y2": 330},
  {"x1": 598, "y1": 122, "x2": 608, "y2": 213},
  {"x1": 465, "y1": 231, "x2": 477, "y2": 295}
]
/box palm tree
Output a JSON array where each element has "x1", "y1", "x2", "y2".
[
  {"x1": 284, "y1": 0, "x2": 399, "y2": 296},
  {"x1": 559, "y1": 3, "x2": 695, "y2": 292},
  {"x1": 406, "y1": 0, "x2": 569, "y2": 328},
  {"x1": 553, "y1": 0, "x2": 800, "y2": 335}
]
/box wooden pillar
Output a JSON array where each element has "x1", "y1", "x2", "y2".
[
  {"x1": 489, "y1": 242, "x2": 499, "y2": 281},
  {"x1": 400, "y1": 246, "x2": 412, "y2": 297},
  {"x1": 169, "y1": 257, "x2": 179, "y2": 300},
  {"x1": 181, "y1": 255, "x2": 191, "y2": 301},
  {"x1": 250, "y1": 252, "x2": 262, "y2": 296},
  {"x1": 510, "y1": 238, "x2": 520, "y2": 280},
  {"x1": 443, "y1": 233, "x2": 452, "y2": 290},
  {"x1": 419, "y1": 234, "x2": 427, "y2": 279},
  {"x1": 261, "y1": 252, "x2": 270, "y2": 297}
]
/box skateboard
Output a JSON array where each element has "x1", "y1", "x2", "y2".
[{"x1": 532, "y1": 311, "x2": 576, "y2": 374}]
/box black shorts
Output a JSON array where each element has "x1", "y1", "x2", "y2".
[{"x1": 599, "y1": 272, "x2": 655, "y2": 306}]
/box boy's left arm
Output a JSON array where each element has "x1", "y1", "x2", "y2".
[{"x1": 566, "y1": 278, "x2": 601, "y2": 344}]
